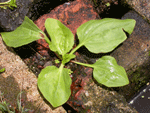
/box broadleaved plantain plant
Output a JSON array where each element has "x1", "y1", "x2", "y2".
[{"x1": 1, "y1": 16, "x2": 136, "y2": 107}]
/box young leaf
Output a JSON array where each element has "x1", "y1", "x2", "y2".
[
  {"x1": 37, "y1": 64, "x2": 72, "y2": 107},
  {"x1": 45, "y1": 18, "x2": 74, "y2": 56},
  {"x1": 92, "y1": 56, "x2": 129, "y2": 87},
  {"x1": 77, "y1": 18, "x2": 136, "y2": 53},
  {"x1": 0, "y1": 68, "x2": 5, "y2": 73},
  {"x1": 1, "y1": 16, "x2": 43, "y2": 48},
  {"x1": 62, "y1": 53, "x2": 76, "y2": 64}
]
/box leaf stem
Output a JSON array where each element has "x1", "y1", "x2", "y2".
[
  {"x1": 42, "y1": 32, "x2": 63, "y2": 60},
  {"x1": 71, "y1": 60, "x2": 94, "y2": 68},
  {"x1": 42, "y1": 32, "x2": 51, "y2": 45},
  {"x1": 59, "y1": 63, "x2": 64, "y2": 70},
  {"x1": 69, "y1": 43, "x2": 83, "y2": 55},
  {"x1": 0, "y1": 0, "x2": 11, "y2": 4}
]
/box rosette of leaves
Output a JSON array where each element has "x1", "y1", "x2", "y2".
[{"x1": 1, "y1": 16, "x2": 136, "y2": 107}]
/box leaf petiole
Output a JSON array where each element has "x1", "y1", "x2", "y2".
[
  {"x1": 42, "y1": 31, "x2": 62, "y2": 60},
  {"x1": 0, "y1": 0, "x2": 17, "y2": 9},
  {"x1": 0, "y1": 0, "x2": 11, "y2": 5},
  {"x1": 42, "y1": 32, "x2": 51, "y2": 45},
  {"x1": 69, "y1": 43, "x2": 83, "y2": 55},
  {"x1": 71, "y1": 60, "x2": 94, "y2": 68}
]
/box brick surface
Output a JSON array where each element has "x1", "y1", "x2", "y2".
[{"x1": 124, "y1": 0, "x2": 150, "y2": 23}]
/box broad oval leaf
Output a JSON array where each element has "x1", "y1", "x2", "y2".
[
  {"x1": 1, "y1": 16, "x2": 43, "y2": 48},
  {"x1": 77, "y1": 18, "x2": 136, "y2": 53},
  {"x1": 92, "y1": 56, "x2": 129, "y2": 87},
  {"x1": 45, "y1": 18, "x2": 74, "y2": 56},
  {"x1": 37, "y1": 65, "x2": 72, "y2": 107}
]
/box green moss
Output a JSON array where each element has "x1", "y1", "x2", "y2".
[
  {"x1": 129, "y1": 66, "x2": 148, "y2": 91},
  {"x1": 149, "y1": 51, "x2": 150, "y2": 56}
]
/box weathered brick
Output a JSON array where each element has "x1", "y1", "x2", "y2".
[
  {"x1": 124, "y1": 0, "x2": 150, "y2": 23},
  {"x1": 111, "y1": 11, "x2": 150, "y2": 101}
]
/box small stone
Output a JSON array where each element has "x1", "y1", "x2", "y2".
[
  {"x1": 43, "y1": 61, "x2": 53, "y2": 68},
  {"x1": 36, "y1": 53, "x2": 42, "y2": 60},
  {"x1": 84, "y1": 101, "x2": 93, "y2": 106},
  {"x1": 38, "y1": 50, "x2": 49, "y2": 57},
  {"x1": 85, "y1": 91, "x2": 89, "y2": 97},
  {"x1": 37, "y1": 65, "x2": 43, "y2": 69},
  {"x1": 39, "y1": 61, "x2": 44, "y2": 66},
  {"x1": 141, "y1": 96, "x2": 144, "y2": 98}
]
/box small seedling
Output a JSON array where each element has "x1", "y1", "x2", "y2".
[
  {"x1": 0, "y1": 91, "x2": 29, "y2": 113},
  {"x1": 0, "y1": 68, "x2": 5, "y2": 73},
  {"x1": 0, "y1": 0, "x2": 17, "y2": 9},
  {"x1": 1, "y1": 16, "x2": 136, "y2": 107},
  {"x1": 105, "y1": 2, "x2": 110, "y2": 7}
]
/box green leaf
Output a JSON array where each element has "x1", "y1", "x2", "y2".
[
  {"x1": 77, "y1": 18, "x2": 136, "y2": 53},
  {"x1": 0, "y1": 68, "x2": 5, "y2": 73},
  {"x1": 37, "y1": 64, "x2": 72, "y2": 107},
  {"x1": 45, "y1": 18, "x2": 74, "y2": 56},
  {"x1": 1, "y1": 16, "x2": 43, "y2": 48},
  {"x1": 92, "y1": 56, "x2": 129, "y2": 87},
  {"x1": 0, "y1": 103, "x2": 7, "y2": 111},
  {"x1": 17, "y1": 92, "x2": 24, "y2": 112},
  {"x1": 55, "y1": 59, "x2": 60, "y2": 64}
]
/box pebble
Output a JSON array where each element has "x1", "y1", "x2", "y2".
[
  {"x1": 39, "y1": 61, "x2": 45, "y2": 66},
  {"x1": 36, "y1": 53, "x2": 42, "y2": 60},
  {"x1": 43, "y1": 61, "x2": 53, "y2": 68}
]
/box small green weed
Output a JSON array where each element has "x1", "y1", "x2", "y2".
[
  {"x1": 0, "y1": 92, "x2": 29, "y2": 113},
  {"x1": 0, "y1": 68, "x2": 5, "y2": 73}
]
